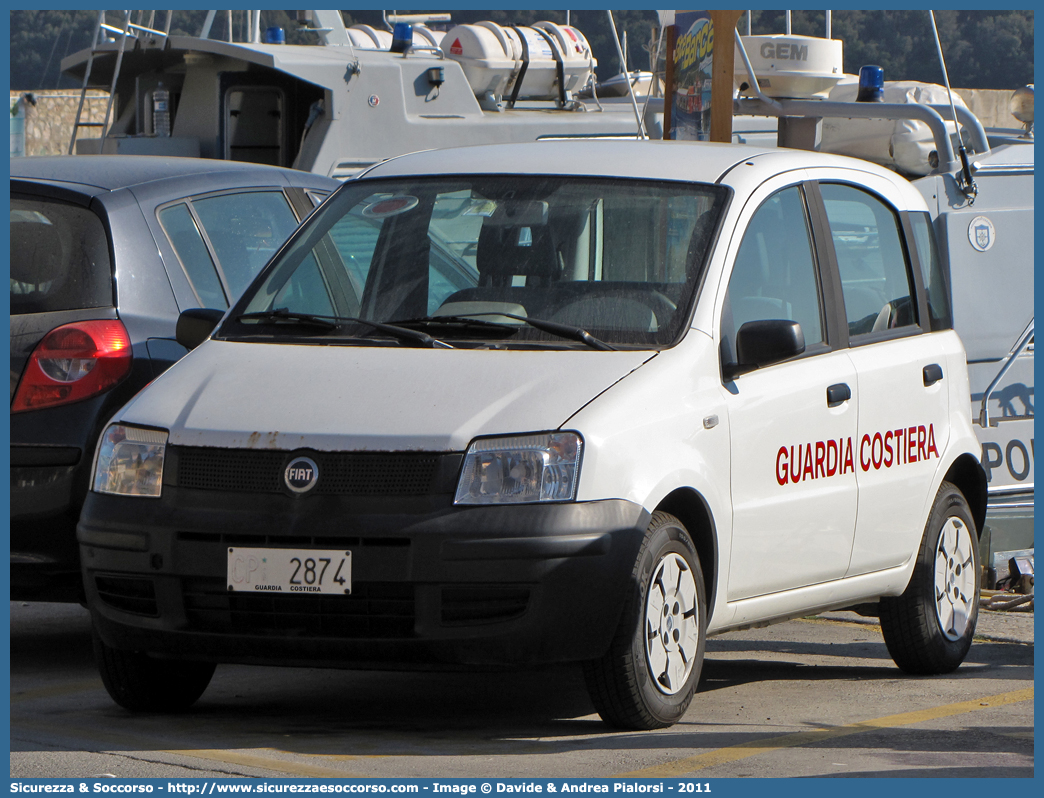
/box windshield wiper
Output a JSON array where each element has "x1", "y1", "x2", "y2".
[
  {"x1": 392, "y1": 313, "x2": 616, "y2": 351},
  {"x1": 389, "y1": 315, "x2": 517, "y2": 331},
  {"x1": 408, "y1": 312, "x2": 617, "y2": 351},
  {"x1": 235, "y1": 308, "x2": 453, "y2": 349},
  {"x1": 236, "y1": 308, "x2": 339, "y2": 331}
]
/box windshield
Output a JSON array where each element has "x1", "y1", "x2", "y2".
[{"x1": 223, "y1": 175, "x2": 727, "y2": 349}]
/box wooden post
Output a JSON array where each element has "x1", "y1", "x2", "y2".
[
  {"x1": 662, "y1": 24, "x2": 676, "y2": 140},
  {"x1": 709, "y1": 10, "x2": 744, "y2": 143}
]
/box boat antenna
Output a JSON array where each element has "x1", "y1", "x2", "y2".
[
  {"x1": 929, "y1": 10, "x2": 977, "y2": 201},
  {"x1": 606, "y1": 10, "x2": 647, "y2": 139},
  {"x1": 639, "y1": 22, "x2": 665, "y2": 123}
]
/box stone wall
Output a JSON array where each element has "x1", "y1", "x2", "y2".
[
  {"x1": 10, "y1": 89, "x2": 112, "y2": 157},
  {"x1": 955, "y1": 88, "x2": 1025, "y2": 132}
]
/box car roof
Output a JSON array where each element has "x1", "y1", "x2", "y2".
[
  {"x1": 10, "y1": 155, "x2": 337, "y2": 192},
  {"x1": 359, "y1": 139, "x2": 905, "y2": 186}
]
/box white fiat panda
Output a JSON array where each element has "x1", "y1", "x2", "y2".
[{"x1": 79, "y1": 140, "x2": 986, "y2": 730}]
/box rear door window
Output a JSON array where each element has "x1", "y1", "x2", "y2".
[
  {"x1": 819, "y1": 184, "x2": 918, "y2": 339},
  {"x1": 10, "y1": 197, "x2": 113, "y2": 315},
  {"x1": 157, "y1": 203, "x2": 227, "y2": 309},
  {"x1": 159, "y1": 189, "x2": 302, "y2": 308},
  {"x1": 192, "y1": 191, "x2": 300, "y2": 298}
]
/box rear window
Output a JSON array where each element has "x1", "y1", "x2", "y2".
[{"x1": 10, "y1": 197, "x2": 113, "y2": 315}]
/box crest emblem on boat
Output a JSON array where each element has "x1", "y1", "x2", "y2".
[{"x1": 968, "y1": 216, "x2": 996, "y2": 252}]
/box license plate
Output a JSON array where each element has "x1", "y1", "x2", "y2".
[{"x1": 226, "y1": 547, "x2": 352, "y2": 595}]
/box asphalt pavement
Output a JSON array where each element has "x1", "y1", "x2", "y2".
[
  {"x1": 9, "y1": 598, "x2": 1034, "y2": 779},
  {"x1": 820, "y1": 601, "x2": 1035, "y2": 644}
]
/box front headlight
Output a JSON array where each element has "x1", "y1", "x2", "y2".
[
  {"x1": 454, "y1": 431, "x2": 583, "y2": 505},
  {"x1": 92, "y1": 424, "x2": 168, "y2": 498}
]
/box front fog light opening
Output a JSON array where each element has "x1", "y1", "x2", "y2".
[
  {"x1": 454, "y1": 432, "x2": 582, "y2": 505},
  {"x1": 92, "y1": 424, "x2": 169, "y2": 498}
]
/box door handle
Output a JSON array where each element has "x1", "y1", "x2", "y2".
[
  {"x1": 827, "y1": 383, "x2": 851, "y2": 407},
  {"x1": 923, "y1": 364, "x2": 944, "y2": 386}
]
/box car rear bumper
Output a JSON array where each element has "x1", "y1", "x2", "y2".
[
  {"x1": 79, "y1": 489, "x2": 649, "y2": 668},
  {"x1": 11, "y1": 453, "x2": 85, "y2": 601},
  {"x1": 10, "y1": 383, "x2": 140, "y2": 602}
]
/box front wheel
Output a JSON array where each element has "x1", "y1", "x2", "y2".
[
  {"x1": 93, "y1": 629, "x2": 216, "y2": 712},
  {"x1": 583, "y1": 511, "x2": 706, "y2": 730},
  {"x1": 879, "y1": 481, "x2": 980, "y2": 675}
]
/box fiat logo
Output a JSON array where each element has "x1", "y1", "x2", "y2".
[{"x1": 284, "y1": 456, "x2": 319, "y2": 494}]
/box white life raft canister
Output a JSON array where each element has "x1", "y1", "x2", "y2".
[{"x1": 442, "y1": 21, "x2": 596, "y2": 102}]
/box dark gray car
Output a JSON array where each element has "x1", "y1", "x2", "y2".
[{"x1": 10, "y1": 155, "x2": 339, "y2": 601}]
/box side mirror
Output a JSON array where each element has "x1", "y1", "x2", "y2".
[
  {"x1": 728, "y1": 319, "x2": 805, "y2": 377},
  {"x1": 176, "y1": 307, "x2": 226, "y2": 351}
]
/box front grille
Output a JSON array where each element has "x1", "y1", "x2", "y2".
[
  {"x1": 182, "y1": 578, "x2": 415, "y2": 638},
  {"x1": 173, "y1": 447, "x2": 443, "y2": 496},
  {"x1": 441, "y1": 585, "x2": 531, "y2": 626},
  {"x1": 95, "y1": 575, "x2": 158, "y2": 616},
  {"x1": 176, "y1": 531, "x2": 411, "y2": 550}
]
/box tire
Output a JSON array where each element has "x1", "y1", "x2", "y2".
[
  {"x1": 583, "y1": 511, "x2": 707, "y2": 730},
  {"x1": 93, "y1": 630, "x2": 216, "y2": 712},
  {"x1": 879, "y1": 481, "x2": 980, "y2": 675}
]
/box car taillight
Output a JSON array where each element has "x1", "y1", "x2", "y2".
[{"x1": 11, "y1": 320, "x2": 132, "y2": 413}]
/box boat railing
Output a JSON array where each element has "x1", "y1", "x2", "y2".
[
  {"x1": 979, "y1": 318, "x2": 1034, "y2": 428},
  {"x1": 101, "y1": 15, "x2": 171, "y2": 44},
  {"x1": 399, "y1": 45, "x2": 446, "y2": 60},
  {"x1": 731, "y1": 25, "x2": 991, "y2": 175}
]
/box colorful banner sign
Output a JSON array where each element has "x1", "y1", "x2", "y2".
[{"x1": 670, "y1": 11, "x2": 714, "y2": 141}]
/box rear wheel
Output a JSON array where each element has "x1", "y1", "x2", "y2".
[
  {"x1": 879, "y1": 482, "x2": 979, "y2": 674},
  {"x1": 93, "y1": 630, "x2": 215, "y2": 712},
  {"x1": 583, "y1": 511, "x2": 706, "y2": 729}
]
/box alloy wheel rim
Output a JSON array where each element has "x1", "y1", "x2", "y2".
[
  {"x1": 934, "y1": 516, "x2": 976, "y2": 641},
  {"x1": 644, "y1": 552, "x2": 699, "y2": 695}
]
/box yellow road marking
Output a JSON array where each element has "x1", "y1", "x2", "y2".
[
  {"x1": 616, "y1": 687, "x2": 1033, "y2": 777},
  {"x1": 165, "y1": 749, "x2": 366, "y2": 778}
]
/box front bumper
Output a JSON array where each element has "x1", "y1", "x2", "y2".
[{"x1": 79, "y1": 487, "x2": 649, "y2": 669}]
